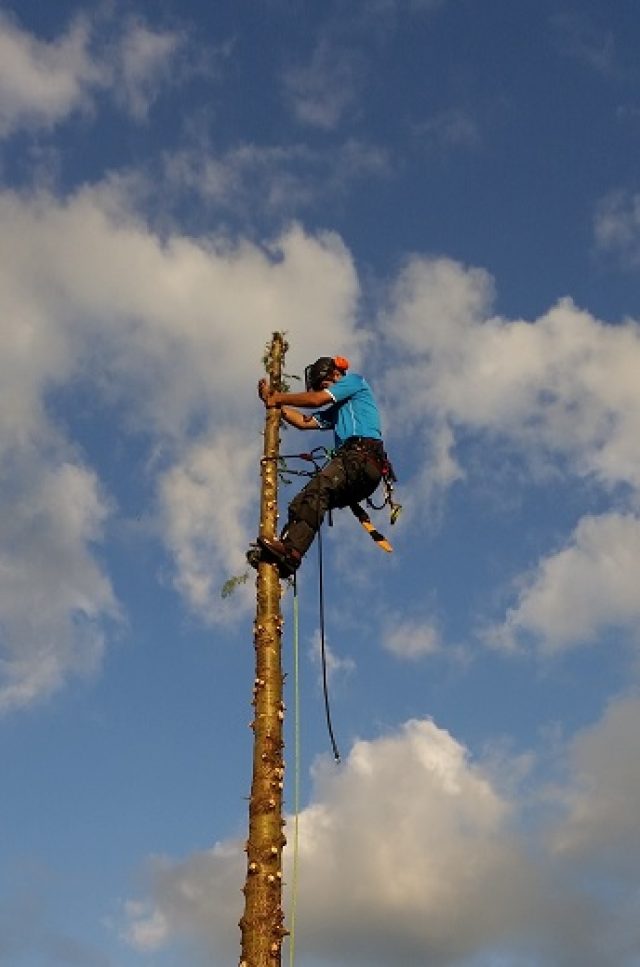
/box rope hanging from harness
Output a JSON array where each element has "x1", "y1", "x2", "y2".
[
  {"x1": 278, "y1": 449, "x2": 341, "y2": 762},
  {"x1": 317, "y1": 525, "x2": 341, "y2": 763}
]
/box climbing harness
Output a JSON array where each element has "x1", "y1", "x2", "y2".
[
  {"x1": 351, "y1": 445, "x2": 403, "y2": 552},
  {"x1": 280, "y1": 443, "x2": 402, "y2": 552},
  {"x1": 365, "y1": 452, "x2": 403, "y2": 526}
]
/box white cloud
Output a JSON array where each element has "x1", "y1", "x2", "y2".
[
  {"x1": 380, "y1": 255, "x2": 640, "y2": 657},
  {"x1": 124, "y1": 706, "x2": 640, "y2": 964},
  {"x1": 490, "y1": 514, "x2": 640, "y2": 653},
  {"x1": 0, "y1": 182, "x2": 361, "y2": 704},
  {"x1": 382, "y1": 256, "x2": 640, "y2": 496},
  {"x1": 309, "y1": 630, "x2": 356, "y2": 682},
  {"x1": 122, "y1": 901, "x2": 169, "y2": 952},
  {"x1": 0, "y1": 183, "x2": 361, "y2": 439},
  {"x1": 282, "y1": 40, "x2": 365, "y2": 130},
  {"x1": 164, "y1": 138, "x2": 390, "y2": 216},
  {"x1": 0, "y1": 456, "x2": 117, "y2": 713},
  {"x1": 157, "y1": 432, "x2": 257, "y2": 622},
  {"x1": 292, "y1": 720, "x2": 538, "y2": 965},
  {"x1": 595, "y1": 190, "x2": 640, "y2": 267},
  {"x1": 125, "y1": 718, "x2": 543, "y2": 965},
  {"x1": 383, "y1": 615, "x2": 440, "y2": 659},
  {"x1": 110, "y1": 20, "x2": 184, "y2": 121},
  {"x1": 395, "y1": 420, "x2": 465, "y2": 528},
  {"x1": 125, "y1": 843, "x2": 244, "y2": 963},
  {"x1": 0, "y1": 12, "x2": 100, "y2": 135},
  {"x1": 544, "y1": 693, "x2": 640, "y2": 964},
  {"x1": 383, "y1": 255, "x2": 495, "y2": 359},
  {"x1": 551, "y1": 693, "x2": 640, "y2": 876},
  {"x1": 0, "y1": 12, "x2": 184, "y2": 136}
]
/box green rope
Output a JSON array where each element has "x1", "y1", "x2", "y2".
[{"x1": 289, "y1": 577, "x2": 301, "y2": 967}]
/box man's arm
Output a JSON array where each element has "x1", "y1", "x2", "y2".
[
  {"x1": 258, "y1": 379, "x2": 332, "y2": 409},
  {"x1": 281, "y1": 407, "x2": 320, "y2": 430}
]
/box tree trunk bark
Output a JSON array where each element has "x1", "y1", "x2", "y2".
[{"x1": 239, "y1": 332, "x2": 288, "y2": 967}]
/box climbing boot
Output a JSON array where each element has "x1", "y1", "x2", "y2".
[
  {"x1": 246, "y1": 544, "x2": 263, "y2": 570},
  {"x1": 256, "y1": 536, "x2": 301, "y2": 578}
]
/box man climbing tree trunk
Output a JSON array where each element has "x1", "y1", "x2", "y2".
[
  {"x1": 253, "y1": 355, "x2": 389, "y2": 576},
  {"x1": 239, "y1": 332, "x2": 288, "y2": 967}
]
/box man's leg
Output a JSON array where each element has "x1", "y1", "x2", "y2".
[
  {"x1": 258, "y1": 456, "x2": 347, "y2": 573},
  {"x1": 284, "y1": 457, "x2": 347, "y2": 554}
]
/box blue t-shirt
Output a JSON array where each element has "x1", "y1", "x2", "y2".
[{"x1": 313, "y1": 372, "x2": 382, "y2": 448}]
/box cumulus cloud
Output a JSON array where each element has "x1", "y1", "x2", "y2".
[
  {"x1": 489, "y1": 514, "x2": 640, "y2": 653},
  {"x1": 0, "y1": 455, "x2": 118, "y2": 713},
  {"x1": 157, "y1": 432, "x2": 257, "y2": 621},
  {"x1": 382, "y1": 256, "x2": 640, "y2": 497},
  {"x1": 381, "y1": 255, "x2": 640, "y2": 487},
  {"x1": 551, "y1": 693, "x2": 640, "y2": 875},
  {"x1": 382, "y1": 256, "x2": 495, "y2": 361},
  {"x1": 125, "y1": 709, "x2": 640, "y2": 965},
  {"x1": 9, "y1": 188, "x2": 357, "y2": 436},
  {"x1": 0, "y1": 181, "x2": 361, "y2": 705},
  {"x1": 124, "y1": 842, "x2": 244, "y2": 962},
  {"x1": 126, "y1": 718, "x2": 543, "y2": 965},
  {"x1": 291, "y1": 719, "x2": 541, "y2": 965},
  {"x1": 0, "y1": 11, "x2": 184, "y2": 136},
  {"x1": 545, "y1": 693, "x2": 640, "y2": 964},
  {"x1": 378, "y1": 254, "x2": 640, "y2": 655},
  {"x1": 1, "y1": 182, "x2": 361, "y2": 438}
]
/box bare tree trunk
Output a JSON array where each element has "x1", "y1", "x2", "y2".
[{"x1": 239, "y1": 333, "x2": 288, "y2": 967}]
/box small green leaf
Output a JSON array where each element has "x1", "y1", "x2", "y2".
[{"x1": 221, "y1": 572, "x2": 250, "y2": 598}]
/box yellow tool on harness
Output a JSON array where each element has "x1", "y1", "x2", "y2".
[{"x1": 349, "y1": 502, "x2": 394, "y2": 553}]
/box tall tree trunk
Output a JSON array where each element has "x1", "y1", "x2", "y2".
[{"x1": 240, "y1": 332, "x2": 288, "y2": 967}]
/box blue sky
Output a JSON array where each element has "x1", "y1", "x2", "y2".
[{"x1": 1, "y1": 1, "x2": 640, "y2": 965}]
